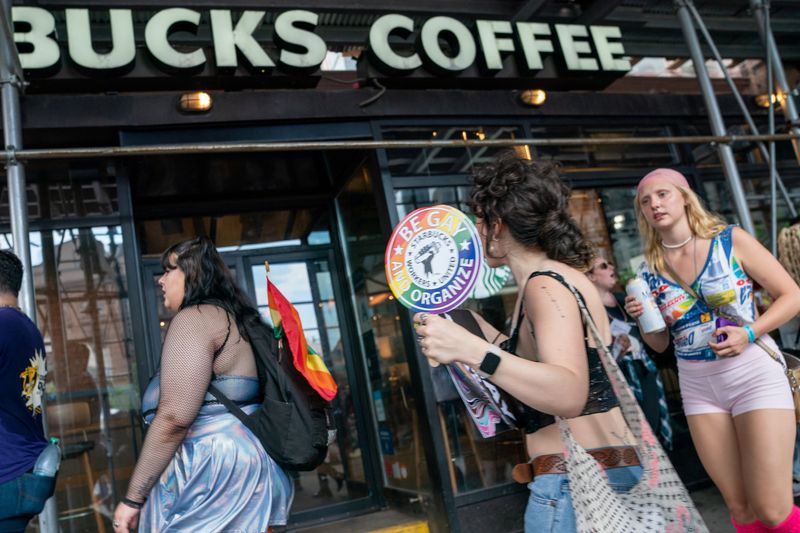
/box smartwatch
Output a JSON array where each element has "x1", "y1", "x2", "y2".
[{"x1": 477, "y1": 344, "x2": 502, "y2": 378}]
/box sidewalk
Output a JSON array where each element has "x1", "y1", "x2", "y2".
[
  {"x1": 291, "y1": 484, "x2": 746, "y2": 532},
  {"x1": 692, "y1": 484, "x2": 734, "y2": 533}
]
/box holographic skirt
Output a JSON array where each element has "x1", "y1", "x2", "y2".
[{"x1": 138, "y1": 405, "x2": 293, "y2": 532}]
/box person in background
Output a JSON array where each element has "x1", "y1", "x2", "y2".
[
  {"x1": 112, "y1": 237, "x2": 292, "y2": 533},
  {"x1": 626, "y1": 168, "x2": 800, "y2": 532},
  {"x1": 776, "y1": 218, "x2": 800, "y2": 497},
  {"x1": 587, "y1": 255, "x2": 672, "y2": 450},
  {"x1": 0, "y1": 250, "x2": 55, "y2": 532}
]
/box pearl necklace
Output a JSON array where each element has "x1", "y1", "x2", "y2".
[{"x1": 662, "y1": 234, "x2": 694, "y2": 249}]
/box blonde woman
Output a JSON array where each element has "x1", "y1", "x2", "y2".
[{"x1": 626, "y1": 168, "x2": 800, "y2": 532}]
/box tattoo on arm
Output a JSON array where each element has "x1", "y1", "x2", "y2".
[{"x1": 541, "y1": 286, "x2": 566, "y2": 319}]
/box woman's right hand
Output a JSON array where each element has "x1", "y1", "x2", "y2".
[{"x1": 624, "y1": 295, "x2": 644, "y2": 319}]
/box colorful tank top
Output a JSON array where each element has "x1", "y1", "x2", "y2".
[{"x1": 637, "y1": 226, "x2": 754, "y2": 361}]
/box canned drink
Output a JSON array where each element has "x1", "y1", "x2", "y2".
[{"x1": 626, "y1": 277, "x2": 667, "y2": 334}]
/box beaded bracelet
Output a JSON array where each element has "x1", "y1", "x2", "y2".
[
  {"x1": 121, "y1": 497, "x2": 145, "y2": 509},
  {"x1": 743, "y1": 324, "x2": 756, "y2": 344}
]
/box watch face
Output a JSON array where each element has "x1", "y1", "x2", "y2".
[{"x1": 480, "y1": 351, "x2": 501, "y2": 375}]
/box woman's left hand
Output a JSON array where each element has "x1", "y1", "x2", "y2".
[
  {"x1": 113, "y1": 502, "x2": 140, "y2": 532},
  {"x1": 413, "y1": 312, "x2": 485, "y2": 366},
  {"x1": 708, "y1": 326, "x2": 750, "y2": 357}
]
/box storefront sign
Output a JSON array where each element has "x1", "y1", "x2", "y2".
[
  {"x1": 385, "y1": 205, "x2": 482, "y2": 315},
  {"x1": 11, "y1": 7, "x2": 630, "y2": 78}
]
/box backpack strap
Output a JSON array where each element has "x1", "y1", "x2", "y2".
[
  {"x1": 210, "y1": 311, "x2": 232, "y2": 381},
  {"x1": 207, "y1": 382, "x2": 250, "y2": 423}
]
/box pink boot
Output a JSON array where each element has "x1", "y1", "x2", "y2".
[
  {"x1": 732, "y1": 517, "x2": 767, "y2": 533},
  {"x1": 764, "y1": 506, "x2": 800, "y2": 533}
]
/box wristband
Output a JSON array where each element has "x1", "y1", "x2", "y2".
[
  {"x1": 121, "y1": 497, "x2": 145, "y2": 509},
  {"x1": 743, "y1": 325, "x2": 756, "y2": 344}
]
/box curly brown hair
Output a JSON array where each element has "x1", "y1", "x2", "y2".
[{"x1": 467, "y1": 150, "x2": 594, "y2": 270}]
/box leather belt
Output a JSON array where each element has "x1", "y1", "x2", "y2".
[{"x1": 511, "y1": 445, "x2": 640, "y2": 484}]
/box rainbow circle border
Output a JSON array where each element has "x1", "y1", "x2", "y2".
[{"x1": 384, "y1": 204, "x2": 482, "y2": 314}]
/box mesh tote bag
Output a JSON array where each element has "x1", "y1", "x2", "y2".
[{"x1": 549, "y1": 273, "x2": 708, "y2": 533}]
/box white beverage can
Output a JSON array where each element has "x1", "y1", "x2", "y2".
[{"x1": 625, "y1": 277, "x2": 667, "y2": 334}]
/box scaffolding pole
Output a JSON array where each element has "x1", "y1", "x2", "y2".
[
  {"x1": 0, "y1": 133, "x2": 797, "y2": 162},
  {"x1": 675, "y1": 0, "x2": 756, "y2": 234},
  {"x1": 686, "y1": 1, "x2": 796, "y2": 219},
  {"x1": 751, "y1": 0, "x2": 800, "y2": 164},
  {"x1": 0, "y1": 2, "x2": 58, "y2": 531}
]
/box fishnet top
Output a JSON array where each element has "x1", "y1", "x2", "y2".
[{"x1": 126, "y1": 304, "x2": 257, "y2": 503}]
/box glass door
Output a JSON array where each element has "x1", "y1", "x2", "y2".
[{"x1": 244, "y1": 253, "x2": 371, "y2": 516}]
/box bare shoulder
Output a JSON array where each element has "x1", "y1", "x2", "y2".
[
  {"x1": 523, "y1": 271, "x2": 581, "y2": 319},
  {"x1": 730, "y1": 226, "x2": 770, "y2": 261},
  {"x1": 731, "y1": 226, "x2": 765, "y2": 248}
]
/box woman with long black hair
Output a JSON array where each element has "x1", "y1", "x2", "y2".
[{"x1": 113, "y1": 237, "x2": 292, "y2": 532}]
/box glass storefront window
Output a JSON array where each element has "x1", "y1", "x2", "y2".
[
  {"x1": 2, "y1": 226, "x2": 140, "y2": 533},
  {"x1": 137, "y1": 208, "x2": 332, "y2": 255},
  {"x1": 395, "y1": 185, "x2": 473, "y2": 221},
  {"x1": 130, "y1": 152, "x2": 329, "y2": 198},
  {"x1": 0, "y1": 165, "x2": 118, "y2": 222},
  {"x1": 381, "y1": 125, "x2": 523, "y2": 177},
  {"x1": 702, "y1": 176, "x2": 800, "y2": 247},
  {"x1": 596, "y1": 186, "x2": 644, "y2": 279},
  {"x1": 339, "y1": 164, "x2": 435, "y2": 493},
  {"x1": 531, "y1": 126, "x2": 678, "y2": 170}
]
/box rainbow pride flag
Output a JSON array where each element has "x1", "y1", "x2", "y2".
[{"x1": 266, "y1": 267, "x2": 337, "y2": 401}]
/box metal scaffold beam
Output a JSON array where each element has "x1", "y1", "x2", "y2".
[
  {"x1": 675, "y1": 0, "x2": 756, "y2": 234},
  {"x1": 752, "y1": 0, "x2": 800, "y2": 164},
  {"x1": 0, "y1": 2, "x2": 58, "y2": 531},
  {"x1": 0, "y1": 133, "x2": 797, "y2": 161},
  {"x1": 686, "y1": 0, "x2": 797, "y2": 220}
]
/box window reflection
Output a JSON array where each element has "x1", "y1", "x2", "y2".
[
  {"x1": 339, "y1": 164, "x2": 434, "y2": 494},
  {"x1": 1, "y1": 227, "x2": 140, "y2": 533},
  {"x1": 138, "y1": 208, "x2": 331, "y2": 255},
  {"x1": 382, "y1": 125, "x2": 523, "y2": 177},
  {"x1": 532, "y1": 126, "x2": 678, "y2": 170},
  {"x1": 251, "y1": 260, "x2": 367, "y2": 511},
  {"x1": 0, "y1": 166, "x2": 118, "y2": 223}
]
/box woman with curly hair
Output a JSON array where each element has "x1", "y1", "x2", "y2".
[
  {"x1": 414, "y1": 150, "x2": 642, "y2": 532},
  {"x1": 112, "y1": 237, "x2": 293, "y2": 533},
  {"x1": 626, "y1": 168, "x2": 800, "y2": 532}
]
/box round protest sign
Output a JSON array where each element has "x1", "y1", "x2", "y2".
[{"x1": 384, "y1": 205, "x2": 482, "y2": 314}]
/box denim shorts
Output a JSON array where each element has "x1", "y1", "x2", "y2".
[
  {"x1": 523, "y1": 465, "x2": 643, "y2": 533},
  {"x1": 0, "y1": 473, "x2": 56, "y2": 533}
]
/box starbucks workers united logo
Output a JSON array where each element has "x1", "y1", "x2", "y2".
[{"x1": 385, "y1": 205, "x2": 482, "y2": 314}]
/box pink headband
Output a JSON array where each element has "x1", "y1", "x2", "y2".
[{"x1": 636, "y1": 168, "x2": 690, "y2": 197}]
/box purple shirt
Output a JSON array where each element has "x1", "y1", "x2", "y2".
[{"x1": 0, "y1": 307, "x2": 47, "y2": 484}]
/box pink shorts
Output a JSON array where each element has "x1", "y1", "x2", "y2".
[{"x1": 678, "y1": 335, "x2": 795, "y2": 417}]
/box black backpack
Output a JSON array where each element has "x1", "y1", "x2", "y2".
[{"x1": 208, "y1": 314, "x2": 335, "y2": 471}]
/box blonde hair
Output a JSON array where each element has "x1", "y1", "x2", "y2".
[{"x1": 634, "y1": 184, "x2": 726, "y2": 274}]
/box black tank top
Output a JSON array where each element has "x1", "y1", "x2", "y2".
[{"x1": 499, "y1": 271, "x2": 619, "y2": 434}]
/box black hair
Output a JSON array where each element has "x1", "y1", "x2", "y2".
[
  {"x1": 0, "y1": 250, "x2": 23, "y2": 296},
  {"x1": 161, "y1": 236, "x2": 260, "y2": 338},
  {"x1": 468, "y1": 150, "x2": 594, "y2": 269}
]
